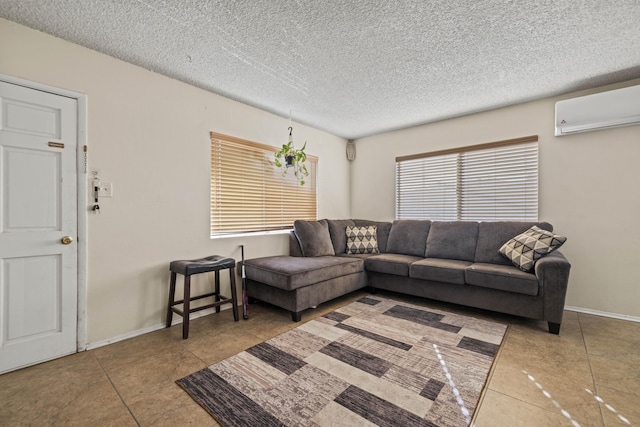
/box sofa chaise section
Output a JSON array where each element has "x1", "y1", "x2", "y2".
[{"x1": 243, "y1": 255, "x2": 366, "y2": 321}]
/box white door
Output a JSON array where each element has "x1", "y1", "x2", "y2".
[{"x1": 0, "y1": 81, "x2": 78, "y2": 374}]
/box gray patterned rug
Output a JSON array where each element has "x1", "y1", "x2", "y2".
[{"x1": 177, "y1": 296, "x2": 506, "y2": 426}]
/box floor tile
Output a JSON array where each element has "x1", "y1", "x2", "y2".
[
  {"x1": 496, "y1": 337, "x2": 591, "y2": 388},
  {"x1": 589, "y1": 354, "x2": 640, "y2": 398},
  {"x1": 183, "y1": 327, "x2": 265, "y2": 365},
  {"x1": 103, "y1": 344, "x2": 207, "y2": 387},
  {"x1": 579, "y1": 313, "x2": 640, "y2": 359},
  {"x1": 473, "y1": 389, "x2": 582, "y2": 427},
  {"x1": 145, "y1": 400, "x2": 220, "y2": 427},
  {"x1": 92, "y1": 327, "x2": 182, "y2": 372},
  {"x1": 0, "y1": 352, "x2": 136, "y2": 426},
  {"x1": 488, "y1": 352, "x2": 596, "y2": 414},
  {"x1": 594, "y1": 384, "x2": 638, "y2": 427}
]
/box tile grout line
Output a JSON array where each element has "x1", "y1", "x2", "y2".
[
  {"x1": 473, "y1": 323, "x2": 510, "y2": 422},
  {"x1": 91, "y1": 352, "x2": 142, "y2": 427},
  {"x1": 576, "y1": 312, "x2": 606, "y2": 426}
]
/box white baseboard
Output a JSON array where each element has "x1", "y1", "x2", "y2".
[
  {"x1": 85, "y1": 305, "x2": 230, "y2": 351},
  {"x1": 565, "y1": 305, "x2": 640, "y2": 323}
]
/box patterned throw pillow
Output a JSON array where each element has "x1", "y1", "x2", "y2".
[
  {"x1": 499, "y1": 226, "x2": 567, "y2": 272},
  {"x1": 346, "y1": 225, "x2": 379, "y2": 254}
]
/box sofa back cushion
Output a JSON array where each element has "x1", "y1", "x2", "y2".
[
  {"x1": 326, "y1": 219, "x2": 356, "y2": 254},
  {"x1": 353, "y1": 220, "x2": 393, "y2": 253},
  {"x1": 293, "y1": 219, "x2": 336, "y2": 257},
  {"x1": 474, "y1": 221, "x2": 553, "y2": 265},
  {"x1": 425, "y1": 221, "x2": 479, "y2": 261},
  {"x1": 386, "y1": 220, "x2": 431, "y2": 256}
]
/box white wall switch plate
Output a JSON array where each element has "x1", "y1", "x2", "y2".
[{"x1": 98, "y1": 182, "x2": 113, "y2": 197}]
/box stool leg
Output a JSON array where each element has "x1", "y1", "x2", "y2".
[
  {"x1": 166, "y1": 272, "x2": 177, "y2": 328},
  {"x1": 183, "y1": 275, "x2": 191, "y2": 339},
  {"x1": 214, "y1": 270, "x2": 221, "y2": 313},
  {"x1": 229, "y1": 267, "x2": 239, "y2": 321}
]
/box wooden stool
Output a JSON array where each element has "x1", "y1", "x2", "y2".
[{"x1": 166, "y1": 255, "x2": 239, "y2": 339}]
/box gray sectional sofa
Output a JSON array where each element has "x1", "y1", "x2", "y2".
[{"x1": 242, "y1": 219, "x2": 571, "y2": 334}]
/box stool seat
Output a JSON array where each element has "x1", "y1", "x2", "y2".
[
  {"x1": 166, "y1": 255, "x2": 239, "y2": 339},
  {"x1": 170, "y1": 256, "x2": 236, "y2": 276}
]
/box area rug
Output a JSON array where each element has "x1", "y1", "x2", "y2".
[{"x1": 177, "y1": 296, "x2": 507, "y2": 426}]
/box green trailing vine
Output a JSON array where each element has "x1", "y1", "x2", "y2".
[{"x1": 274, "y1": 127, "x2": 309, "y2": 185}]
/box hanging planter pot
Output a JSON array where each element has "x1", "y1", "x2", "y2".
[
  {"x1": 274, "y1": 126, "x2": 309, "y2": 185},
  {"x1": 285, "y1": 155, "x2": 295, "y2": 167}
]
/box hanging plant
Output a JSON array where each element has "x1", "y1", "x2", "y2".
[{"x1": 274, "y1": 126, "x2": 309, "y2": 185}]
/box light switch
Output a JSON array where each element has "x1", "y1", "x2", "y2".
[{"x1": 98, "y1": 182, "x2": 113, "y2": 197}]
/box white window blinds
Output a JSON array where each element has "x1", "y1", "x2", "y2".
[
  {"x1": 396, "y1": 154, "x2": 458, "y2": 220},
  {"x1": 396, "y1": 136, "x2": 538, "y2": 221},
  {"x1": 211, "y1": 132, "x2": 317, "y2": 234}
]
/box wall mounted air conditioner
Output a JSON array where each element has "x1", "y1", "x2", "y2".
[{"x1": 555, "y1": 84, "x2": 640, "y2": 136}]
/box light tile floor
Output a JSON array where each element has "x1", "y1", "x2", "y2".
[{"x1": 1, "y1": 290, "x2": 638, "y2": 426}]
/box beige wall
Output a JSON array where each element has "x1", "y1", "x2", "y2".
[
  {"x1": 352, "y1": 79, "x2": 640, "y2": 319},
  {"x1": 0, "y1": 19, "x2": 351, "y2": 344}
]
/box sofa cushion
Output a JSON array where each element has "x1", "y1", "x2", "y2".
[
  {"x1": 475, "y1": 221, "x2": 552, "y2": 265},
  {"x1": 465, "y1": 263, "x2": 539, "y2": 296},
  {"x1": 293, "y1": 219, "x2": 335, "y2": 257},
  {"x1": 243, "y1": 256, "x2": 364, "y2": 291},
  {"x1": 346, "y1": 225, "x2": 380, "y2": 254},
  {"x1": 326, "y1": 219, "x2": 356, "y2": 254},
  {"x1": 386, "y1": 220, "x2": 431, "y2": 256},
  {"x1": 410, "y1": 258, "x2": 473, "y2": 285},
  {"x1": 425, "y1": 221, "x2": 479, "y2": 261},
  {"x1": 354, "y1": 220, "x2": 392, "y2": 253},
  {"x1": 365, "y1": 253, "x2": 423, "y2": 276},
  {"x1": 499, "y1": 226, "x2": 567, "y2": 272}
]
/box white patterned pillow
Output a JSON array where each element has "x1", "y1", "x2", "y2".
[
  {"x1": 346, "y1": 225, "x2": 379, "y2": 254},
  {"x1": 499, "y1": 226, "x2": 567, "y2": 272}
]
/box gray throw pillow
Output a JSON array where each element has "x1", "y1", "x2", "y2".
[{"x1": 293, "y1": 219, "x2": 335, "y2": 257}]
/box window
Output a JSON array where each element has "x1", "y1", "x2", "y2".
[
  {"x1": 210, "y1": 132, "x2": 317, "y2": 235},
  {"x1": 396, "y1": 135, "x2": 538, "y2": 221}
]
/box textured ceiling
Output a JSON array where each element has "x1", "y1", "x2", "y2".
[{"x1": 2, "y1": 1, "x2": 639, "y2": 139}]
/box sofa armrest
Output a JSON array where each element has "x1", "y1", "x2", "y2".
[
  {"x1": 534, "y1": 251, "x2": 571, "y2": 325},
  {"x1": 289, "y1": 230, "x2": 303, "y2": 257}
]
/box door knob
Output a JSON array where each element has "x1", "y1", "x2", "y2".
[{"x1": 61, "y1": 236, "x2": 74, "y2": 245}]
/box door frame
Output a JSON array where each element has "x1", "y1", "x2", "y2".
[{"x1": 0, "y1": 73, "x2": 88, "y2": 351}]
